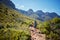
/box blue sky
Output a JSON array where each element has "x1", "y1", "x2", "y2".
[{"x1": 11, "y1": 0, "x2": 60, "y2": 15}]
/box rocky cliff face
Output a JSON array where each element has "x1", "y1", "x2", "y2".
[
  {"x1": 17, "y1": 9, "x2": 60, "y2": 21},
  {"x1": 0, "y1": 0, "x2": 15, "y2": 9}
]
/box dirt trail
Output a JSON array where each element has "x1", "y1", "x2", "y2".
[{"x1": 29, "y1": 27, "x2": 46, "y2": 40}]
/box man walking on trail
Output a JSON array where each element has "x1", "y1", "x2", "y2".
[{"x1": 34, "y1": 21, "x2": 37, "y2": 28}]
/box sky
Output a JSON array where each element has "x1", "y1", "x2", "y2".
[{"x1": 11, "y1": 0, "x2": 60, "y2": 15}]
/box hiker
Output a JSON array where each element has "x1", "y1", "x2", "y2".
[{"x1": 34, "y1": 21, "x2": 37, "y2": 28}]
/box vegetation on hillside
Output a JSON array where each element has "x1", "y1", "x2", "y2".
[
  {"x1": 0, "y1": 3, "x2": 34, "y2": 40},
  {"x1": 37, "y1": 17, "x2": 60, "y2": 40}
]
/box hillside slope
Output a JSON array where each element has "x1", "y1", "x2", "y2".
[
  {"x1": 0, "y1": 3, "x2": 34, "y2": 40},
  {"x1": 0, "y1": 0, "x2": 15, "y2": 9}
]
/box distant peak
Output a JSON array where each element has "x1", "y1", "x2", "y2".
[
  {"x1": 28, "y1": 9, "x2": 33, "y2": 12},
  {"x1": 36, "y1": 10, "x2": 44, "y2": 14},
  {"x1": 36, "y1": 10, "x2": 43, "y2": 12}
]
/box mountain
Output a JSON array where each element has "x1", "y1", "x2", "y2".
[
  {"x1": 17, "y1": 9, "x2": 60, "y2": 21},
  {"x1": 0, "y1": 0, "x2": 15, "y2": 9},
  {"x1": 0, "y1": 0, "x2": 59, "y2": 21},
  {"x1": 45, "y1": 12, "x2": 60, "y2": 18},
  {"x1": 0, "y1": 1, "x2": 35, "y2": 40},
  {"x1": 27, "y1": 9, "x2": 34, "y2": 15},
  {"x1": 0, "y1": 0, "x2": 60, "y2": 40},
  {"x1": 0, "y1": 1, "x2": 42, "y2": 39}
]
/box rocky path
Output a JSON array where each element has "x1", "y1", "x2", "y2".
[{"x1": 29, "y1": 27, "x2": 46, "y2": 40}]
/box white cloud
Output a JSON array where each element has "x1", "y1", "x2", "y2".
[{"x1": 16, "y1": 4, "x2": 25, "y2": 9}]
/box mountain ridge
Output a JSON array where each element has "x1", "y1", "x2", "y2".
[
  {"x1": 0, "y1": 0, "x2": 60, "y2": 21},
  {"x1": 17, "y1": 9, "x2": 60, "y2": 21}
]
